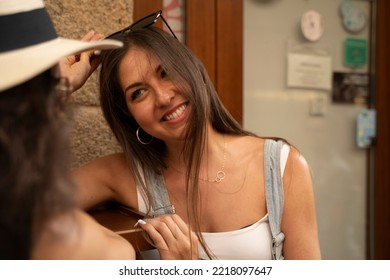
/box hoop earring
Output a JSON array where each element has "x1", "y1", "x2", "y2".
[{"x1": 136, "y1": 127, "x2": 153, "y2": 145}]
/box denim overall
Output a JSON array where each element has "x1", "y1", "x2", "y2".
[
  {"x1": 264, "y1": 139, "x2": 285, "y2": 260},
  {"x1": 145, "y1": 138, "x2": 285, "y2": 260}
]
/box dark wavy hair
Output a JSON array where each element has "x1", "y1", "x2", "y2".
[
  {"x1": 99, "y1": 27, "x2": 256, "y2": 259},
  {"x1": 0, "y1": 70, "x2": 76, "y2": 259}
]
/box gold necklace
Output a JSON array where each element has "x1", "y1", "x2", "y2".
[
  {"x1": 199, "y1": 136, "x2": 227, "y2": 183},
  {"x1": 169, "y1": 136, "x2": 227, "y2": 183}
]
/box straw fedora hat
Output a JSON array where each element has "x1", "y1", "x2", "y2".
[{"x1": 0, "y1": 0, "x2": 123, "y2": 92}]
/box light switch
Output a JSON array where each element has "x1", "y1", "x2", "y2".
[{"x1": 309, "y1": 95, "x2": 327, "y2": 116}]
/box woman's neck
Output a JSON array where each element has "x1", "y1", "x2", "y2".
[{"x1": 165, "y1": 127, "x2": 226, "y2": 177}]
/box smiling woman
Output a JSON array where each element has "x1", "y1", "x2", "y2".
[
  {"x1": 72, "y1": 20, "x2": 321, "y2": 260},
  {"x1": 117, "y1": 47, "x2": 190, "y2": 141}
]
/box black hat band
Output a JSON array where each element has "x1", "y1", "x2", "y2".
[{"x1": 0, "y1": 8, "x2": 57, "y2": 52}]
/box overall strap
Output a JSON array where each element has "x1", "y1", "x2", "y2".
[
  {"x1": 264, "y1": 139, "x2": 285, "y2": 260},
  {"x1": 143, "y1": 168, "x2": 175, "y2": 217}
]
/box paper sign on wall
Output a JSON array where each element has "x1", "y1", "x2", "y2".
[{"x1": 287, "y1": 53, "x2": 332, "y2": 90}]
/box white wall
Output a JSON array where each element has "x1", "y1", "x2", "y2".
[{"x1": 244, "y1": 0, "x2": 371, "y2": 259}]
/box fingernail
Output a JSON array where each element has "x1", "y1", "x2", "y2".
[
  {"x1": 134, "y1": 219, "x2": 146, "y2": 227},
  {"x1": 94, "y1": 50, "x2": 101, "y2": 56}
]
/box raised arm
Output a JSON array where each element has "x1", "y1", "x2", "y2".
[{"x1": 57, "y1": 30, "x2": 104, "y2": 92}]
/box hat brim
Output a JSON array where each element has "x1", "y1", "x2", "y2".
[{"x1": 0, "y1": 37, "x2": 123, "y2": 92}]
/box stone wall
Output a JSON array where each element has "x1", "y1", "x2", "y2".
[{"x1": 44, "y1": 0, "x2": 133, "y2": 168}]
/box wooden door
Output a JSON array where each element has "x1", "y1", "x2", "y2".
[{"x1": 373, "y1": 0, "x2": 390, "y2": 260}]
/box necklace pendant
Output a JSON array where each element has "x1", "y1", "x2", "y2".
[{"x1": 214, "y1": 170, "x2": 226, "y2": 183}]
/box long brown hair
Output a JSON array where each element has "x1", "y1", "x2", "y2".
[
  {"x1": 0, "y1": 70, "x2": 75, "y2": 259},
  {"x1": 99, "y1": 27, "x2": 256, "y2": 259}
]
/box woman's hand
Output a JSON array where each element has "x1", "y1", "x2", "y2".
[
  {"x1": 58, "y1": 30, "x2": 103, "y2": 93},
  {"x1": 136, "y1": 214, "x2": 199, "y2": 260}
]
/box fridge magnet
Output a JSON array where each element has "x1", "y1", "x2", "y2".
[{"x1": 332, "y1": 72, "x2": 369, "y2": 104}]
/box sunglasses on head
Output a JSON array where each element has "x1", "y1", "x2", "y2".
[{"x1": 106, "y1": 10, "x2": 177, "y2": 39}]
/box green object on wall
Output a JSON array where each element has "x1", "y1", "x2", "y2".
[{"x1": 344, "y1": 38, "x2": 367, "y2": 68}]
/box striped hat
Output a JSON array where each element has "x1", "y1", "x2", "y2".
[{"x1": 0, "y1": 0, "x2": 123, "y2": 91}]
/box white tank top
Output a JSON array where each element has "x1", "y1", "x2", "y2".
[{"x1": 137, "y1": 144, "x2": 290, "y2": 259}]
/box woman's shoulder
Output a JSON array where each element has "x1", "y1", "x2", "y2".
[
  {"x1": 32, "y1": 209, "x2": 135, "y2": 260},
  {"x1": 73, "y1": 152, "x2": 138, "y2": 210},
  {"x1": 228, "y1": 134, "x2": 265, "y2": 151},
  {"x1": 80, "y1": 152, "x2": 128, "y2": 169},
  {"x1": 232, "y1": 135, "x2": 290, "y2": 149},
  {"x1": 74, "y1": 152, "x2": 132, "y2": 185},
  {"x1": 282, "y1": 143, "x2": 313, "y2": 196}
]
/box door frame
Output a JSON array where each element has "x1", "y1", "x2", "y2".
[{"x1": 373, "y1": 0, "x2": 390, "y2": 260}]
